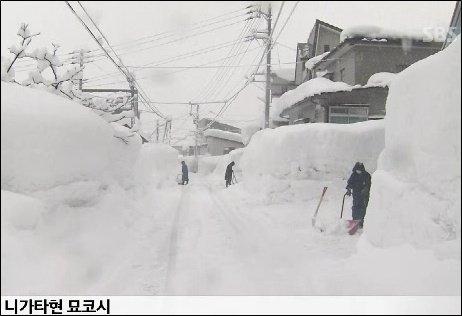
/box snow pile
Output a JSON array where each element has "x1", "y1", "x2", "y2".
[
  {"x1": 203, "y1": 128, "x2": 243, "y2": 144},
  {"x1": 340, "y1": 25, "x2": 432, "y2": 43},
  {"x1": 304, "y1": 51, "x2": 330, "y2": 70},
  {"x1": 365, "y1": 37, "x2": 461, "y2": 254},
  {"x1": 365, "y1": 72, "x2": 397, "y2": 87},
  {"x1": 1, "y1": 81, "x2": 182, "y2": 294},
  {"x1": 272, "y1": 77, "x2": 359, "y2": 119},
  {"x1": 240, "y1": 120, "x2": 385, "y2": 181},
  {"x1": 240, "y1": 123, "x2": 262, "y2": 145},
  {"x1": 1, "y1": 82, "x2": 141, "y2": 192},
  {"x1": 131, "y1": 143, "x2": 178, "y2": 188}
]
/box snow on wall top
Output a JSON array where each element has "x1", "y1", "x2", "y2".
[
  {"x1": 305, "y1": 51, "x2": 330, "y2": 70},
  {"x1": 340, "y1": 25, "x2": 432, "y2": 43},
  {"x1": 203, "y1": 129, "x2": 243, "y2": 144},
  {"x1": 272, "y1": 77, "x2": 360, "y2": 118},
  {"x1": 365, "y1": 72, "x2": 397, "y2": 88},
  {"x1": 240, "y1": 119, "x2": 385, "y2": 180}
]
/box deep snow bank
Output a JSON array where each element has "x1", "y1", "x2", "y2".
[
  {"x1": 240, "y1": 120, "x2": 385, "y2": 181},
  {"x1": 1, "y1": 82, "x2": 140, "y2": 192},
  {"x1": 365, "y1": 38, "x2": 461, "y2": 254},
  {"x1": 1, "y1": 81, "x2": 180, "y2": 294}
]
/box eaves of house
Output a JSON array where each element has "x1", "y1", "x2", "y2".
[
  {"x1": 279, "y1": 85, "x2": 388, "y2": 119},
  {"x1": 311, "y1": 37, "x2": 443, "y2": 70}
]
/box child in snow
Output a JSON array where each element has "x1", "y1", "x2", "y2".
[
  {"x1": 181, "y1": 161, "x2": 189, "y2": 185},
  {"x1": 346, "y1": 162, "x2": 371, "y2": 228},
  {"x1": 225, "y1": 161, "x2": 235, "y2": 187}
]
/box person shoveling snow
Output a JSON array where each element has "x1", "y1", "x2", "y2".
[{"x1": 345, "y1": 162, "x2": 371, "y2": 230}]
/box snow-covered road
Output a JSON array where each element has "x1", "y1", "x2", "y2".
[{"x1": 161, "y1": 175, "x2": 360, "y2": 295}]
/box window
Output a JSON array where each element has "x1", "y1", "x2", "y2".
[
  {"x1": 329, "y1": 106, "x2": 369, "y2": 124},
  {"x1": 324, "y1": 44, "x2": 330, "y2": 53}
]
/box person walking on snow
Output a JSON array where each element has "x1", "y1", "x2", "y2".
[
  {"x1": 225, "y1": 161, "x2": 235, "y2": 188},
  {"x1": 346, "y1": 162, "x2": 371, "y2": 228},
  {"x1": 181, "y1": 161, "x2": 189, "y2": 185}
]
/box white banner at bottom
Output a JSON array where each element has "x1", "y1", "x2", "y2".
[{"x1": 1, "y1": 296, "x2": 461, "y2": 315}]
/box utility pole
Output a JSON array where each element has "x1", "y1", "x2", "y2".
[
  {"x1": 189, "y1": 101, "x2": 200, "y2": 173},
  {"x1": 156, "y1": 119, "x2": 160, "y2": 142},
  {"x1": 70, "y1": 49, "x2": 89, "y2": 91},
  {"x1": 78, "y1": 49, "x2": 84, "y2": 91},
  {"x1": 129, "y1": 80, "x2": 136, "y2": 128},
  {"x1": 265, "y1": 3, "x2": 272, "y2": 129},
  {"x1": 246, "y1": 3, "x2": 272, "y2": 129}
]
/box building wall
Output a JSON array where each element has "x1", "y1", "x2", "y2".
[
  {"x1": 445, "y1": 1, "x2": 461, "y2": 48},
  {"x1": 314, "y1": 24, "x2": 341, "y2": 56},
  {"x1": 366, "y1": 88, "x2": 388, "y2": 118},
  {"x1": 295, "y1": 43, "x2": 309, "y2": 86},
  {"x1": 206, "y1": 137, "x2": 244, "y2": 156},
  {"x1": 287, "y1": 88, "x2": 388, "y2": 124},
  {"x1": 354, "y1": 43, "x2": 441, "y2": 85},
  {"x1": 313, "y1": 41, "x2": 441, "y2": 86},
  {"x1": 329, "y1": 49, "x2": 357, "y2": 86},
  {"x1": 318, "y1": 48, "x2": 356, "y2": 85},
  {"x1": 288, "y1": 101, "x2": 317, "y2": 124}
]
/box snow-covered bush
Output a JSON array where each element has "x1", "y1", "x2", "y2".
[
  {"x1": 240, "y1": 120, "x2": 385, "y2": 181},
  {"x1": 365, "y1": 37, "x2": 461, "y2": 254},
  {"x1": 1, "y1": 82, "x2": 141, "y2": 192}
]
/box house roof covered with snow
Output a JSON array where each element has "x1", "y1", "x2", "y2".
[
  {"x1": 272, "y1": 77, "x2": 360, "y2": 118},
  {"x1": 310, "y1": 26, "x2": 444, "y2": 71},
  {"x1": 203, "y1": 129, "x2": 243, "y2": 144},
  {"x1": 364, "y1": 72, "x2": 397, "y2": 88},
  {"x1": 304, "y1": 51, "x2": 330, "y2": 70}
]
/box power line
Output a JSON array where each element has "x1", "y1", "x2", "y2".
[
  {"x1": 271, "y1": 1, "x2": 300, "y2": 49},
  {"x1": 76, "y1": 1, "x2": 166, "y2": 118},
  {"x1": 82, "y1": 44, "x2": 264, "y2": 86},
  {"x1": 66, "y1": 1, "x2": 165, "y2": 119},
  {"x1": 12, "y1": 7, "x2": 248, "y2": 70},
  {"x1": 194, "y1": 17, "x2": 257, "y2": 102},
  {"x1": 83, "y1": 38, "x2": 251, "y2": 83}
]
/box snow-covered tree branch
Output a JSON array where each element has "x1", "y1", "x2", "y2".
[{"x1": 2, "y1": 23, "x2": 143, "y2": 145}]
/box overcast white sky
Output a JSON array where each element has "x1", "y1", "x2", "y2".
[{"x1": 1, "y1": 1, "x2": 456, "y2": 142}]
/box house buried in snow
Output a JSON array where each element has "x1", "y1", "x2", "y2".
[
  {"x1": 278, "y1": 27, "x2": 443, "y2": 124},
  {"x1": 203, "y1": 129, "x2": 244, "y2": 156}
]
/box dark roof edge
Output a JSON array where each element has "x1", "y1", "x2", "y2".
[
  {"x1": 315, "y1": 19, "x2": 343, "y2": 33},
  {"x1": 279, "y1": 85, "x2": 389, "y2": 117},
  {"x1": 311, "y1": 37, "x2": 443, "y2": 70}
]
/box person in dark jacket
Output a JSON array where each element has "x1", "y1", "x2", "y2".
[
  {"x1": 181, "y1": 161, "x2": 189, "y2": 185},
  {"x1": 346, "y1": 162, "x2": 371, "y2": 228},
  {"x1": 225, "y1": 161, "x2": 235, "y2": 187}
]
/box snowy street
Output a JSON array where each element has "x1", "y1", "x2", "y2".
[
  {"x1": 1, "y1": 2, "x2": 461, "y2": 314},
  {"x1": 154, "y1": 174, "x2": 361, "y2": 295}
]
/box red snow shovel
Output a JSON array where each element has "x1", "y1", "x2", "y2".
[{"x1": 312, "y1": 187, "x2": 328, "y2": 228}]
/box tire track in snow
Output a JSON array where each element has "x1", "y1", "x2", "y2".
[{"x1": 163, "y1": 185, "x2": 189, "y2": 294}]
